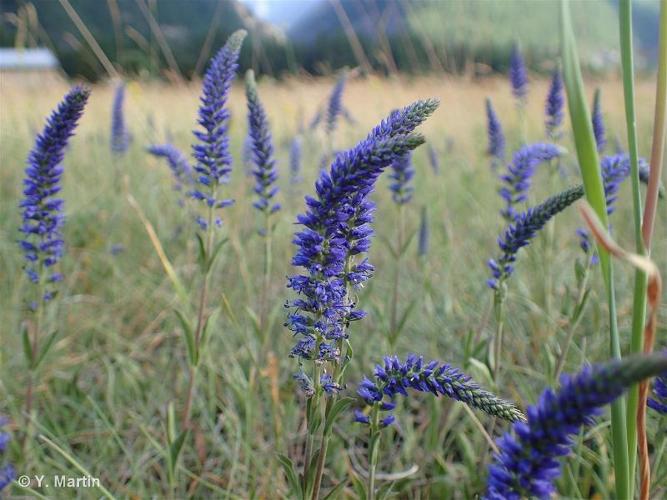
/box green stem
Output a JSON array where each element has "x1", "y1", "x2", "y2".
[
  {"x1": 554, "y1": 260, "x2": 591, "y2": 381},
  {"x1": 389, "y1": 204, "x2": 404, "y2": 346},
  {"x1": 367, "y1": 406, "x2": 381, "y2": 500},
  {"x1": 182, "y1": 205, "x2": 215, "y2": 430},
  {"x1": 492, "y1": 284, "x2": 506, "y2": 382},
  {"x1": 560, "y1": 1, "x2": 628, "y2": 495},
  {"x1": 619, "y1": 1, "x2": 648, "y2": 494},
  {"x1": 22, "y1": 261, "x2": 47, "y2": 451}
]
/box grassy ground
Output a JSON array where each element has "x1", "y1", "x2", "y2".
[{"x1": 1, "y1": 74, "x2": 665, "y2": 498}]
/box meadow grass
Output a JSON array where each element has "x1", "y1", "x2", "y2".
[{"x1": 1, "y1": 74, "x2": 665, "y2": 498}]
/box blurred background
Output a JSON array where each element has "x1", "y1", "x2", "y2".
[{"x1": 0, "y1": 0, "x2": 662, "y2": 82}]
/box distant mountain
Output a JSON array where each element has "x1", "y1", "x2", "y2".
[
  {"x1": 288, "y1": 0, "x2": 660, "y2": 75},
  {"x1": 0, "y1": 0, "x2": 288, "y2": 80},
  {"x1": 0, "y1": 0, "x2": 660, "y2": 79}
]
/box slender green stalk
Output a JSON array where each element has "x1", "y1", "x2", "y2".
[
  {"x1": 22, "y1": 268, "x2": 47, "y2": 448},
  {"x1": 560, "y1": 1, "x2": 628, "y2": 497},
  {"x1": 260, "y1": 211, "x2": 274, "y2": 337},
  {"x1": 367, "y1": 406, "x2": 381, "y2": 500},
  {"x1": 182, "y1": 205, "x2": 215, "y2": 430},
  {"x1": 642, "y1": 0, "x2": 667, "y2": 246},
  {"x1": 492, "y1": 285, "x2": 506, "y2": 382},
  {"x1": 619, "y1": 1, "x2": 648, "y2": 493},
  {"x1": 554, "y1": 260, "x2": 592, "y2": 380},
  {"x1": 389, "y1": 204, "x2": 405, "y2": 346}
]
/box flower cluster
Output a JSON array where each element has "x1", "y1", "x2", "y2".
[
  {"x1": 0, "y1": 417, "x2": 14, "y2": 493},
  {"x1": 592, "y1": 89, "x2": 606, "y2": 153},
  {"x1": 190, "y1": 30, "x2": 246, "y2": 229},
  {"x1": 418, "y1": 206, "x2": 429, "y2": 257},
  {"x1": 354, "y1": 354, "x2": 525, "y2": 426},
  {"x1": 19, "y1": 86, "x2": 90, "y2": 292},
  {"x1": 148, "y1": 143, "x2": 193, "y2": 194},
  {"x1": 577, "y1": 153, "x2": 651, "y2": 258},
  {"x1": 427, "y1": 144, "x2": 440, "y2": 174},
  {"x1": 289, "y1": 135, "x2": 303, "y2": 185},
  {"x1": 488, "y1": 185, "x2": 585, "y2": 289},
  {"x1": 648, "y1": 372, "x2": 667, "y2": 414},
  {"x1": 111, "y1": 83, "x2": 130, "y2": 155},
  {"x1": 545, "y1": 70, "x2": 564, "y2": 140},
  {"x1": 509, "y1": 44, "x2": 528, "y2": 102},
  {"x1": 388, "y1": 152, "x2": 415, "y2": 204},
  {"x1": 286, "y1": 99, "x2": 438, "y2": 368},
  {"x1": 485, "y1": 353, "x2": 667, "y2": 499},
  {"x1": 245, "y1": 70, "x2": 280, "y2": 215},
  {"x1": 498, "y1": 143, "x2": 562, "y2": 221},
  {"x1": 486, "y1": 98, "x2": 505, "y2": 168},
  {"x1": 326, "y1": 72, "x2": 347, "y2": 135}
]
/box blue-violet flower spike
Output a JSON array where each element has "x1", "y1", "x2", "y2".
[
  {"x1": 286, "y1": 100, "x2": 438, "y2": 375},
  {"x1": 19, "y1": 86, "x2": 90, "y2": 292},
  {"x1": 545, "y1": 69, "x2": 564, "y2": 140},
  {"x1": 388, "y1": 152, "x2": 415, "y2": 205},
  {"x1": 111, "y1": 82, "x2": 130, "y2": 154},
  {"x1": 0, "y1": 416, "x2": 15, "y2": 493},
  {"x1": 190, "y1": 30, "x2": 246, "y2": 228},
  {"x1": 592, "y1": 88, "x2": 606, "y2": 153},
  {"x1": 354, "y1": 354, "x2": 525, "y2": 426},
  {"x1": 245, "y1": 70, "x2": 280, "y2": 215},
  {"x1": 485, "y1": 354, "x2": 667, "y2": 499},
  {"x1": 488, "y1": 185, "x2": 584, "y2": 289},
  {"x1": 498, "y1": 143, "x2": 562, "y2": 221},
  {"x1": 509, "y1": 44, "x2": 528, "y2": 102},
  {"x1": 486, "y1": 98, "x2": 505, "y2": 169}
]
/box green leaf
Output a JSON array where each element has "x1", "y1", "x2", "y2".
[
  {"x1": 323, "y1": 397, "x2": 354, "y2": 436},
  {"x1": 207, "y1": 237, "x2": 229, "y2": 272},
  {"x1": 174, "y1": 309, "x2": 197, "y2": 366},
  {"x1": 351, "y1": 475, "x2": 367, "y2": 500},
  {"x1": 200, "y1": 307, "x2": 220, "y2": 355},
  {"x1": 322, "y1": 480, "x2": 346, "y2": 499},
  {"x1": 169, "y1": 430, "x2": 189, "y2": 472},
  {"x1": 244, "y1": 306, "x2": 261, "y2": 338},
  {"x1": 395, "y1": 299, "x2": 418, "y2": 336},
  {"x1": 377, "y1": 481, "x2": 397, "y2": 500},
  {"x1": 35, "y1": 330, "x2": 59, "y2": 369},
  {"x1": 166, "y1": 401, "x2": 177, "y2": 444},
  {"x1": 276, "y1": 454, "x2": 302, "y2": 497},
  {"x1": 397, "y1": 228, "x2": 417, "y2": 257},
  {"x1": 22, "y1": 324, "x2": 34, "y2": 368},
  {"x1": 195, "y1": 233, "x2": 206, "y2": 269},
  {"x1": 307, "y1": 409, "x2": 322, "y2": 435}
]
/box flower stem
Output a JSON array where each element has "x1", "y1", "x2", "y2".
[
  {"x1": 182, "y1": 206, "x2": 215, "y2": 431},
  {"x1": 492, "y1": 284, "x2": 506, "y2": 382},
  {"x1": 389, "y1": 204, "x2": 404, "y2": 346},
  {"x1": 554, "y1": 260, "x2": 591, "y2": 380},
  {"x1": 619, "y1": 1, "x2": 650, "y2": 494},
  {"x1": 367, "y1": 406, "x2": 380, "y2": 500}
]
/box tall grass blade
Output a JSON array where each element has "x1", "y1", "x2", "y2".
[
  {"x1": 560, "y1": 1, "x2": 628, "y2": 497},
  {"x1": 618, "y1": 0, "x2": 649, "y2": 493}
]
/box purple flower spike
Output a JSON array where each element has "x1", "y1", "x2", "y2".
[
  {"x1": 19, "y1": 86, "x2": 89, "y2": 295},
  {"x1": 499, "y1": 143, "x2": 562, "y2": 221},
  {"x1": 592, "y1": 88, "x2": 606, "y2": 153},
  {"x1": 509, "y1": 44, "x2": 528, "y2": 103},
  {"x1": 286, "y1": 100, "x2": 438, "y2": 379},
  {"x1": 354, "y1": 354, "x2": 524, "y2": 425},
  {"x1": 485, "y1": 354, "x2": 667, "y2": 499},
  {"x1": 388, "y1": 152, "x2": 415, "y2": 205},
  {"x1": 190, "y1": 30, "x2": 246, "y2": 228},
  {"x1": 245, "y1": 70, "x2": 280, "y2": 215},
  {"x1": 486, "y1": 98, "x2": 505, "y2": 169},
  {"x1": 111, "y1": 82, "x2": 130, "y2": 154},
  {"x1": 545, "y1": 70, "x2": 564, "y2": 140}
]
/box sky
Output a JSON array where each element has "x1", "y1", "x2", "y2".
[{"x1": 239, "y1": 0, "x2": 320, "y2": 29}]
